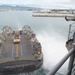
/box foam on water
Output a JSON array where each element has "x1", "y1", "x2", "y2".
[{"x1": 36, "y1": 31, "x2": 69, "y2": 75}]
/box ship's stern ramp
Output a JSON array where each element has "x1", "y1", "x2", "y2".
[{"x1": 0, "y1": 25, "x2": 43, "y2": 73}]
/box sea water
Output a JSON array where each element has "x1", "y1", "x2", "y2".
[{"x1": 0, "y1": 10, "x2": 73, "y2": 75}]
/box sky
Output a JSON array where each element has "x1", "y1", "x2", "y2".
[{"x1": 0, "y1": 0, "x2": 75, "y2": 9}]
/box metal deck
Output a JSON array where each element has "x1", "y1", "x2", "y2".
[{"x1": 0, "y1": 34, "x2": 34, "y2": 58}]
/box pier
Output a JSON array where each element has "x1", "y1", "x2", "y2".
[{"x1": 33, "y1": 10, "x2": 75, "y2": 17}]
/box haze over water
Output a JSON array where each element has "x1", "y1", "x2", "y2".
[{"x1": 0, "y1": 10, "x2": 72, "y2": 75}]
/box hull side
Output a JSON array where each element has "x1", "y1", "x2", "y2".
[{"x1": 0, "y1": 59, "x2": 43, "y2": 74}]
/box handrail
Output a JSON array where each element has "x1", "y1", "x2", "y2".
[{"x1": 47, "y1": 44, "x2": 75, "y2": 75}]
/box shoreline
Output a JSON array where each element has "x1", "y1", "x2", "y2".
[
  {"x1": 32, "y1": 10, "x2": 75, "y2": 17},
  {"x1": 32, "y1": 13, "x2": 75, "y2": 17}
]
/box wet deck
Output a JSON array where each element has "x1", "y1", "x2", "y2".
[{"x1": 0, "y1": 33, "x2": 35, "y2": 60}]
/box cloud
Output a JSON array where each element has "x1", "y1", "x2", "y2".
[
  {"x1": 70, "y1": 0, "x2": 75, "y2": 2},
  {"x1": 0, "y1": 0, "x2": 34, "y2": 5},
  {"x1": 26, "y1": 0, "x2": 75, "y2": 9},
  {"x1": 0, "y1": 0, "x2": 75, "y2": 9}
]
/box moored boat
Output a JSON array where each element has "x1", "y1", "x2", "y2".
[{"x1": 65, "y1": 16, "x2": 75, "y2": 21}]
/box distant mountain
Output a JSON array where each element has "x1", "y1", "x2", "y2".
[
  {"x1": 0, "y1": 4, "x2": 41, "y2": 10},
  {"x1": 1, "y1": 4, "x2": 74, "y2": 11}
]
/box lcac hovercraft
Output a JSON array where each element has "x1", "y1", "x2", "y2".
[{"x1": 0, "y1": 25, "x2": 43, "y2": 74}]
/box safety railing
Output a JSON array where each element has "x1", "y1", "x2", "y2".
[{"x1": 47, "y1": 32, "x2": 75, "y2": 75}]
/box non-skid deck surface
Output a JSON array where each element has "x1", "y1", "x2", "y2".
[{"x1": 0, "y1": 34, "x2": 34, "y2": 59}]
